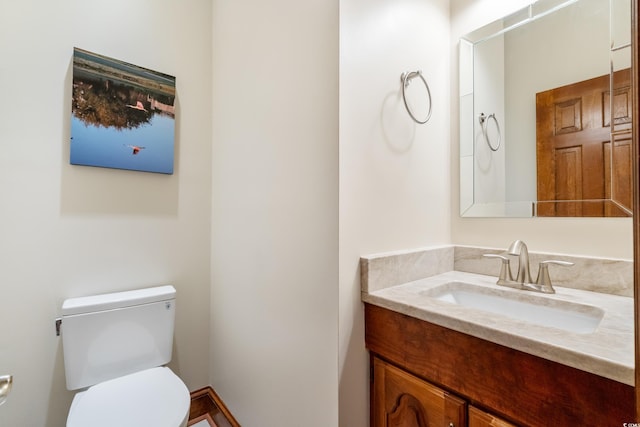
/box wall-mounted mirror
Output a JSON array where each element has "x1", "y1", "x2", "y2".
[{"x1": 459, "y1": 0, "x2": 632, "y2": 217}]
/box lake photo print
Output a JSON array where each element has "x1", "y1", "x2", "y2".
[{"x1": 70, "y1": 47, "x2": 176, "y2": 174}]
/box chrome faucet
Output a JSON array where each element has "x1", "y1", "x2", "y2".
[
  {"x1": 507, "y1": 239, "x2": 533, "y2": 285},
  {"x1": 484, "y1": 240, "x2": 574, "y2": 294}
]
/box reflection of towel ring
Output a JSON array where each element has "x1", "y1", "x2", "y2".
[
  {"x1": 401, "y1": 70, "x2": 432, "y2": 124},
  {"x1": 479, "y1": 112, "x2": 501, "y2": 151}
]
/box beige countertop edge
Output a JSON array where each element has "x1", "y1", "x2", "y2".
[{"x1": 362, "y1": 276, "x2": 634, "y2": 386}]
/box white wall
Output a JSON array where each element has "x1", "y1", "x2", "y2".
[
  {"x1": 210, "y1": 1, "x2": 339, "y2": 426},
  {"x1": 339, "y1": 0, "x2": 451, "y2": 425},
  {"x1": 0, "y1": 1, "x2": 213, "y2": 426},
  {"x1": 451, "y1": 0, "x2": 633, "y2": 260}
]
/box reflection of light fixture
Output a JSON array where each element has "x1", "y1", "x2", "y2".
[
  {"x1": 479, "y1": 0, "x2": 580, "y2": 43},
  {"x1": 0, "y1": 375, "x2": 12, "y2": 406},
  {"x1": 533, "y1": 0, "x2": 580, "y2": 21}
]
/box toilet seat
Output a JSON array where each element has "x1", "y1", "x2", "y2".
[{"x1": 67, "y1": 367, "x2": 190, "y2": 427}]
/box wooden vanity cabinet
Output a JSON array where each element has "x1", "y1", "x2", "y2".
[
  {"x1": 372, "y1": 355, "x2": 513, "y2": 427},
  {"x1": 372, "y1": 356, "x2": 466, "y2": 427},
  {"x1": 365, "y1": 303, "x2": 634, "y2": 426},
  {"x1": 468, "y1": 406, "x2": 516, "y2": 427}
]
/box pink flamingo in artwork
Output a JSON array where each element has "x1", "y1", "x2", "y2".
[
  {"x1": 126, "y1": 100, "x2": 148, "y2": 112},
  {"x1": 124, "y1": 145, "x2": 146, "y2": 155}
]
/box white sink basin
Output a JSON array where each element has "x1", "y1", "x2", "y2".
[{"x1": 422, "y1": 282, "x2": 604, "y2": 334}]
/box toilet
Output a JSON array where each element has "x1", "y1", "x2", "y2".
[{"x1": 60, "y1": 285, "x2": 190, "y2": 427}]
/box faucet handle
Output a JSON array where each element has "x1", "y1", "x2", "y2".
[
  {"x1": 535, "y1": 260, "x2": 574, "y2": 293},
  {"x1": 540, "y1": 260, "x2": 574, "y2": 266},
  {"x1": 483, "y1": 254, "x2": 514, "y2": 284}
]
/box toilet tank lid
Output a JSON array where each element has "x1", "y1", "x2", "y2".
[{"x1": 62, "y1": 285, "x2": 176, "y2": 316}]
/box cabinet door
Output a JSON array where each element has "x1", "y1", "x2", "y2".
[
  {"x1": 372, "y1": 357, "x2": 466, "y2": 427},
  {"x1": 468, "y1": 405, "x2": 517, "y2": 427}
]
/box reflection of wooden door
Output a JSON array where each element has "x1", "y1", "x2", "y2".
[
  {"x1": 536, "y1": 69, "x2": 632, "y2": 217},
  {"x1": 372, "y1": 357, "x2": 466, "y2": 427}
]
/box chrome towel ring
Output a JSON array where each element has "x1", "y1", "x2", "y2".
[
  {"x1": 401, "y1": 70, "x2": 432, "y2": 124},
  {"x1": 479, "y1": 112, "x2": 501, "y2": 151}
]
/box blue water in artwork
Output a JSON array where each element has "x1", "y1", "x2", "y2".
[{"x1": 70, "y1": 114, "x2": 175, "y2": 174}]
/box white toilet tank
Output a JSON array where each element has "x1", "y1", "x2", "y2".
[{"x1": 61, "y1": 285, "x2": 176, "y2": 391}]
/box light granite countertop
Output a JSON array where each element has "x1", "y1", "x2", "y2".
[{"x1": 363, "y1": 270, "x2": 634, "y2": 386}]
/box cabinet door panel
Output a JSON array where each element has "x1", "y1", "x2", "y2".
[
  {"x1": 468, "y1": 406, "x2": 517, "y2": 427},
  {"x1": 373, "y1": 357, "x2": 466, "y2": 427}
]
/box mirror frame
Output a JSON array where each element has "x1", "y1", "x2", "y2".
[{"x1": 460, "y1": 0, "x2": 630, "y2": 218}]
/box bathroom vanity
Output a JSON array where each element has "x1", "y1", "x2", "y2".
[
  {"x1": 366, "y1": 304, "x2": 632, "y2": 426},
  {"x1": 362, "y1": 246, "x2": 634, "y2": 426}
]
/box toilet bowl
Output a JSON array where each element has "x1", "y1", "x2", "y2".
[
  {"x1": 67, "y1": 367, "x2": 189, "y2": 427},
  {"x1": 61, "y1": 286, "x2": 190, "y2": 427}
]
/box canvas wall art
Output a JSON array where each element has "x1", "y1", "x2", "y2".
[{"x1": 71, "y1": 48, "x2": 176, "y2": 174}]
